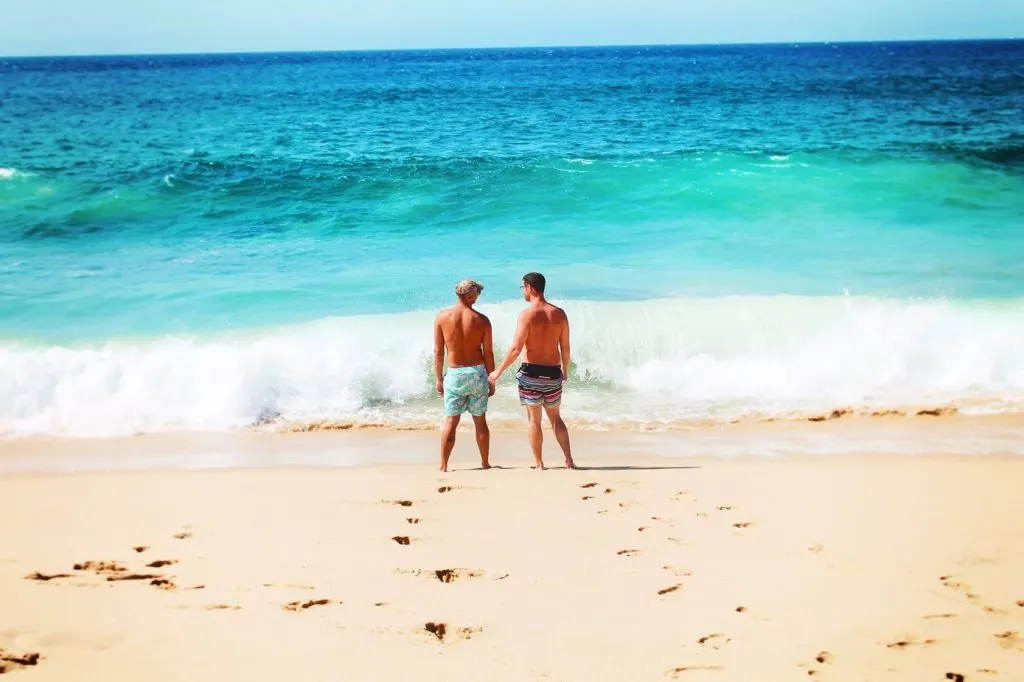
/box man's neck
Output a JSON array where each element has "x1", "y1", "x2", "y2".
[
  {"x1": 530, "y1": 295, "x2": 547, "y2": 306},
  {"x1": 456, "y1": 300, "x2": 473, "y2": 310}
]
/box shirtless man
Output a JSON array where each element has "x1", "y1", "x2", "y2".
[
  {"x1": 434, "y1": 279, "x2": 495, "y2": 472},
  {"x1": 489, "y1": 272, "x2": 575, "y2": 470}
]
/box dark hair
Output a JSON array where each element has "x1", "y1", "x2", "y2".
[{"x1": 522, "y1": 272, "x2": 546, "y2": 294}]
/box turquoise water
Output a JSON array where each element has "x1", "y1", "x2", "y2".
[{"x1": 2, "y1": 42, "x2": 1023, "y2": 436}]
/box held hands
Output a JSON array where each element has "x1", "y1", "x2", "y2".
[{"x1": 487, "y1": 371, "x2": 500, "y2": 391}]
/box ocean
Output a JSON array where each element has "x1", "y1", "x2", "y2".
[{"x1": 1, "y1": 41, "x2": 1023, "y2": 438}]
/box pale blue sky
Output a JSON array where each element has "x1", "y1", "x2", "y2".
[{"x1": 3, "y1": 0, "x2": 1022, "y2": 57}]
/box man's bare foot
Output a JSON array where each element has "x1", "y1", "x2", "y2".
[
  {"x1": 440, "y1": 465, "x2": 448, "y2": 473},
  {"x1": 565, "y1": 460, "x2": 576, "y2": 470},
  {"x1": 481, "y1": 462, "x2": 491, "y2": 470}
]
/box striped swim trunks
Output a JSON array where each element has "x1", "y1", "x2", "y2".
[{"x1": 516, "y1": 363, "x2": 563, "y2": 407}]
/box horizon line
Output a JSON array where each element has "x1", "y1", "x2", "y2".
[{"x1": 2, "y1": 35, "x2": 1020, "y2": 60}]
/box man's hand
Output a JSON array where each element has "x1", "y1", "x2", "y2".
[
  {"x1": 488, "y1": 371, "x2": 500, "y2": 389},
  {"x1": 435, "y1": 379, "x2": 444, "y2": 395},
  {"x1": 562, "y1": 366, "x2": 569, "y2": 383},
  {"x1": 488, "y1": 381, "x2": 495, "y2": 397}
]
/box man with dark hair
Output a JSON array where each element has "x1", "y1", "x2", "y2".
[
  {"x1": 489, "y1": 272, "x2": 575, "y2": 470},
  {"x1": 434, "y1": 279, "x2": 495, "y2": 472}
]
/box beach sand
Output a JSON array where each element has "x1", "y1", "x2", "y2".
[{"x1": 1, "y1": 430, "x2": 1023, "y2": 681}]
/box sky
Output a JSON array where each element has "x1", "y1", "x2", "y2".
[{"x1": 2, "y1": 0, "x2": 1022, "y2": 57}]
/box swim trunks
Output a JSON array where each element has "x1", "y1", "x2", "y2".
[
  {"x1": 443, "y1": 364, "x2": 489, "y2": 417},
  {"x1": 516, "y1": 363, "x2": 563, "y2": 407}
]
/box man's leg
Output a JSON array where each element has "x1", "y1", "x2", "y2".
[
  {"x1": 543, "y1": 404, "x2": 575, "y2": 469},
  {"x1": 526, "y1": 405, "x2": 545, "y2": 470},
  {"x1": 470, "y1": 415, "x2": 491, "y2": 469},
  {"x1": 440, "y1": 415, "x2": 461, "y2": 472}
]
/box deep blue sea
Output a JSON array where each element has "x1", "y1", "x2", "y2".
[{"x1": 2, "y1": 41, "x2": 1023, "y2": 436}]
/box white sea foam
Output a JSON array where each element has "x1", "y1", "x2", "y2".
[
  {"x1": 2, "y1": 296, "x2": 1024, "y2": 437},
  {"x1": 0, "y1": 168, "x2": 18, "y2": 180}
]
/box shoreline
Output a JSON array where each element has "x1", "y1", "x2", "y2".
[{"x1": 2, "y1": 412, "x2": 1023, "y2": 475}]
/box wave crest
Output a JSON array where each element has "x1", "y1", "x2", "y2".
[{"x1": 2, "y1": 296, "x2": 1024, "y2": 437}]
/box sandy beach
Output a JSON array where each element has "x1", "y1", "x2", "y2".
[{"x1": 1, "y1": 426, "x2": 1023, "y2": 681}]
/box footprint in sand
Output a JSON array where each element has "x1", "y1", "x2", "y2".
[
  {"x1": 388, "y1": 500, "x2": 414, "y2": 507},
  {"x1": 25, "y1": 571, "x2": 72, "y2": 582},
  {"x1": 107, "y1": 573, "x2": 163, "y2": 582},
  {"x1": 815, "y1": 651, "x2": 833, "y2": 664},
  {"x1": 423, "y1": 622, "x2": 480, "y2": 643},
  {"x1": 939, "y1": 575, "x2": 1004, "y2": 613},
  {"x1": 604, "y1": 488, "x2": 615, "y2": 494},
  {"x1": 437, "y1": 486, "x2": 458, "y2": 494},
  {"x1": 658, "y1": 584, "x2": 681, "y2": 596},
  {"x1": 697, "y1": 633, "x2": 729, "y2": 649},
  {"x1": 886, "y1": 638, "x2": 937, "y2": 649},
  {"x1": 206, "y1": 604, "x2": 241, "y2": 611},
  {"x1": 617, "y1": 549, "x2": 639, "y2": 557},
  {"x1": 173, "y1": 532, "x2": 192, "y2": 540},
  {"x1": 732, "y1": 522, "x2": 752, "y2": 529},
  {"x1": 432, "y1": 569, "x2": 482, "y2": 583},
  {"x1": 133, "y1": 546, "x2": 149, "y2": 553},
  {"x1": 392, "y1": 536, "x2": 411, "y2": 545},
  {"x1": 74, "y1": 560, "x2": 127, "y2": 574},
  {"x1": 995, "y1": 631, "x2": 1022, "y2": 651},
  {"x1": 580, "y1": 482, "x2": 598, "y2": 489},
  {"x1": 582, "y1": 495, "x2": 594, "y2": 501},
  {"x1": 406, "y1": 517, "x2": 421, "y2": 524},
  {"x1": 668, "y1": 666, "x2": 723, "y2": 677},
  {"x1": 283, "y1": 599, "x2": 334, "y2": 612},
  {"x1": 146, "y1": 560, "x2": 178, "y2": 568},
  {"x1": 0, "y1": 649, "x2": 41, "y2": 675},
  {"x1": 716, "y1": 506, "x2": 732, "y2": 511},
  {"x1": 946, "y1": 674, "x2": 966, "y2": 682}
]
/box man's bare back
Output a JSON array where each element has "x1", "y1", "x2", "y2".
[
  {"x1": 520, "y1": 302, "x2": 568, "y2": 368},
  {"x1": 435, "y1": 306, "x2": 491, "y2": 368}
]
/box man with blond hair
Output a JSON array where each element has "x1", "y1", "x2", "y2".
[{"x1": 433, "y1": 279, "x2": 495, "y2": 472}]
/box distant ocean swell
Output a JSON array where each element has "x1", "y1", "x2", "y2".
[
  {"x1": 2, "y1": 296, "x2": 1023, "y2": 438},
  {"x1": 5, "y1": 149, "x2": 1022, "y2": 242}
]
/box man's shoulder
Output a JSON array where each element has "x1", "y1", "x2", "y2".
[
  {"x1": 435, "y1": 306, "x2": 457, "y2": 323},
  {"x1": 545, "y1": 302, "x2": 568, "y2": 320}
]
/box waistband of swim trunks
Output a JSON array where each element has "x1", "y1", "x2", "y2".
[
  {"x1": 518, "y1": 363, "x2": 562, "y2": 379},
  {"x1": 446, "y1": 364, "x2": 485, "y2": 373}
]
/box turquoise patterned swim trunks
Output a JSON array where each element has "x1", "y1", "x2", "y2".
[{"x1": 443, "y1": 364, "x2": 489, "y2": 417}]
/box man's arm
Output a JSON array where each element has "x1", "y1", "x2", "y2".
[
  {"x1": 433, "y1": 315, "x2": 446, "y2": 395},
  {"x1": 489, "y1": 310, "x2": 529, "y2": 385},
  {"x1": 482, "y1": 318, "x2": 495, "y2": 396},
  {"x1": 559, "y1": 313, "x2": 571, "y2": 381}
]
